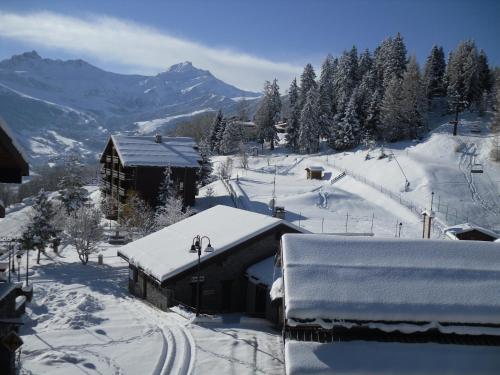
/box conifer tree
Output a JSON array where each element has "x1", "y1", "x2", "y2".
[
  {"x1": 221, "y1": 121, "x2": 244, "y2": 154},
  {"x1": 477, "y1": 49, "x2": 492, "y2": 94},
  {"x1": 209, "y1": 110, "x2": 224, "y2": 152},
  {"x1": 285, "y1": 78, "x2": 300, "y2": 151},
  {"x1": 491, "y1": 78, "x2": 500, "y2": 161},
  {"x1": 400, "y1": 55, "x2": 425, "y2": 139},
  {"x1": 58, "y1": 155, "x2": 88, "y2": 215},
  {"x1": 335, "y1": 94, "x2": 360, "y2": 150},
  {"x1": 446, "y1": 40, "x2": 480, "y2": 108},
  {"x1": 197, "y1": 137, "x2": 213, "y2": 187},
  {"x1": 318, "y1": 55, "x2": 335, "y2": 139},
  {"x1": 21, "y1": 189, "x2": 58, "y2": 264},
  {"x1": 298, "y1": 86, "x2": 320, "y2": 153},
  {"x1": 255, "y1": 80, "x2": 281, "y2": 150},
  {"x1": 299, "y1": 64, "x2": 317, "y2": 110},
  {"x1": 157, "y1": 166, "x2": 173, "y2": 206},
  {"x1": 423, "y1": 45, "x2": 447, "y2": 101},
  {"x1": 380, "y1": 76, "x2": 403, "y2": 142}
]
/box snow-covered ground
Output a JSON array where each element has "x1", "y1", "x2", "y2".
[
  {"x1": 0, "y1": 188, "x2": 283, "y2": 375},
  {"x1": 202, "y1": 112, "x2": 499, "y2": 238}
]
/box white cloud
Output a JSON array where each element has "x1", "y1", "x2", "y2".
[{"x1": 0, "y1": 11, "x2": 303, "y2": 91}]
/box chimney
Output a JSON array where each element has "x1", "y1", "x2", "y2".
[{"x1": 155, "y1": 134, "x2": 162, "y2": 143}]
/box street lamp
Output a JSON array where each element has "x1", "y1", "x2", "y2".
[
  {"x1": 188, "y1": 235, "x2": 214, "y2": 316},
  {"x1": 16, "y1": 253, "x2": 22, "y2": 282}
]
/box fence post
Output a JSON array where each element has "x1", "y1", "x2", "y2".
[
  {"x1": 345, "y1": 212, "x2": 349, "y2": 233},
  {"x1": 446, "y1": 205, "x2": 449, "y2": 221},
  {"x1": 371, "y1": 213, "x2": 374, "y2": 233},
  {"x1": 322, "y1": 218, "x2": 324, "y2": 233}
]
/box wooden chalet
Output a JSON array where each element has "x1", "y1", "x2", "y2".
[
  {"x1": 117, "y1": 205, "x2": 305, "y2": 315},
  {"x1": 279, "y1": 234, "x2": 500, "y2": 374},
  {"x1": 0, "y1": 117, "x2": 29, "y2": 184},
  {"x1": 100, "y1": 134, "x2": 201, "y2": 219}
]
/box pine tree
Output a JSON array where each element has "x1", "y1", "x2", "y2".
[
  {"x1": 298, "y1": 86, "x2": 320, "y2": 153},
  {"x1": 255, "y1": 79, "x2": 281, "y2": 150},
  {"x1": 477, "y1": 49, "x2": 492, "y2": 94},
  {"x1": 299, "y1": 64, "x2": 317, "y2": 110},
  {"x1": 209, "y1": 110, "x2": 224, "y2": 152},
  {"x1": 197, "y1": 137, "x2": 213, "y2": 187},
  {"x1": 491, "y1": 78, "x2": 500, "y2": 161},
  {"x1": 423, "y1": 45, "x2": 447, "y2": 102},
  {"x1": 286, "y1": 78, "x2": 301, "y2": 151},
  {"x1": 58, "y1": 155, "x2": 88, "y2": 215},
  {"x1": 221, "y1": 121, "x2": 244, "y2": 154},
  {"x1": 21, "y1": 189, "x2": 58, "y2": 264},
  {"x1": 446, "y1": 40, "x2": 480, "y2": 108},
  {"x1": 400, "y1": 55, "x2": 425, "y2": 139},
  {"x1": 365, "y1": 89, "x2": 382, "y2": 138},
  {"x1": 318, "y1": 55, "x2": 335, "y2": 139},
  {"x1": 357, "y1": 49, "x2": 373, "y2": 80},
  {"x1": 380, "y1": 76, "x2": 404, "y2": 142},
  {"x1": 333, "y1": 47, "x2": 358, "y2": 115},
  {"x1": 334, "y1": 94, "x2": 360, "y2": 150},
  {"x1": 215, "y1": 118, "x2": 227, "y2": 154},
  {"x1": 157, "y1": 166, "x2": 173, "y2": 206}
]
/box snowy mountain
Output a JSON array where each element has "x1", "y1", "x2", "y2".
[{"x1": 0, "y1": 51, "x2": 260, "y2": 164}]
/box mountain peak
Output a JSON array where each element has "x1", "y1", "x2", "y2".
[
  {"x1": 167, "y1": 61, "x2": 197, "y2": 73},
  {"x1": 13, "y1": 50, "x2": 42, "y2": 60}
]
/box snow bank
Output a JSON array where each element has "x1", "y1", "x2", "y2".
[
  {"x1": 285, "y1": 340, "x2": 500, "y2": 375},
  {"x1": 282, "y1": 234, "x2": 500, "y2": 325},
  {"x1": 119, "y1": 205, "x2": 302, "y2": 282}
]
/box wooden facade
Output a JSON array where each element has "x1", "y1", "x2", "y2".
[
  {"x1": 99, "y1": 136, "x2": 200, "y2": 219},
  {"x1": 124, "y1": 223, "x2": 300, "y2": 315},
  {"x1": 0, "y1": 118, "x2": 29, "y2": 184},
  {"x1": 305, "y1": 166, "x2": 324, "y2": 180}
]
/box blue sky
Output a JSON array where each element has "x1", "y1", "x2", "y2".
[{"x1": 0, "y1": 0, "x2": 498, "y2": 91}]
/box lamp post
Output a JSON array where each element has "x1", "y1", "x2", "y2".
[
  {"x1": 16, "y1": 253, "x2": 21, "y2": 282},
  {"x1": 189, "y1": 235, "x2": 214, "y2": 316}
]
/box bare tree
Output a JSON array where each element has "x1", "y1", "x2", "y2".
[
  {"x1": 66, "y1": 206, "x2": 103, "y2": 265},
  {"x1": 238, "y1": 142, "x2": 249, "y2": 169},
  {"x1": 216, "y1": 157, "x2": 233, "y2": 179},
  {"x1": 155, "y1": 195, "x2": 193, "y2": 229},
  {"x1": 120, "y1": 193, "x2": 157, "y2": 238}
]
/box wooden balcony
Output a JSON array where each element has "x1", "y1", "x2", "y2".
[
  {"x1": 118, "y1": 187, "x2": 126, "y2": 196},
  {"x1": 118, "y1": 171, "x2": 126, "y2": 181},
  {"x1": 112, "y1": 156, "x2": 119, "y2": 164},
  {"x1": 105, "y1": 155, "x2": 112, "y2": 163}
]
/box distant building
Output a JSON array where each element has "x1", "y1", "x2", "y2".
[
  {"x1": 305, "y1": 166, "x2": 324, "y2": 180},
  {"x1": 275, "y1": 120, "x2": 288, "y2": 133},
  {"x1": 279, "y1": 234, "x2": 500, "y2": 374},
  {"x1": 444, "y1": 223, "x2": 499, "y2": 242},
  {"x1": 118, "y1": 205, "x2": 305, "y2": 314},
  {"x1": 100, "y1": 135, "x2": 201, "y2": 219}
]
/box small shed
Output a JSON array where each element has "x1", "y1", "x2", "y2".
[
  {"x1": 444, "y1": 223, "x2": 499, "y2": 242},
  {"x1": 305, "y1": 166, "x2": 324, "y2": 180}
]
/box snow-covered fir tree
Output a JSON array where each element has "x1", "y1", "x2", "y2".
[
  {"x1": 155, "y1": 195, "x2": 193, "y2": 229},
  {"x1": 334, "y1": 94, "x2": 360, "y2": 150},
  {"x1": 157, "y1": 165, "x2": 173, "y2": 206},
  {"x1": 215, "y1": 118, "x2": 227, "y2": 154},
  {"x1": 298, "y1": 86, "x2": 320, "y2": 153},
  {"x1": 491, "y1": 78, "x2": 500, "y2": 161},
  {"x1": 221, "y1": 121, "x2": 244, "y2": 154},
  {"x1": 477, "y1": 49, "x2": 492, "y2": 94},
  {"x1": 58, "y1": 155, "x2": 88, "y2": 215},
  {"x1": 21, "y1": 189, "x2": 58, "y2": 264},
  {"x1": 197, "y1": 137, "x2": 213, "y2": 187},
  {"x1": 446, "y1": 40, "x2": 480, "y2": 108},
  {"x1": 285, "y1": 78, "x2": 301, "y2": 151},
  {"x1": 318, "y1": 55, "x2": 335, "y2": 139},
  {"x1": 333, "y1": 47, "x2": 358, "y2": 115},
  {"x1": 357, "y1": 49, "x2": 373, "y2": 81},
  {"x1": 299, "y1": 64, "x2": 317, "y2": 110},
  {"x1": 380, "y1": 76, "x2": 403, "y2": 142},
  {"x1": 255, "y1": 79, "x2": 281, "y2": 150},
  {"x1": 423, "y1": 45, "x2": 447, "y2": 102},
  {"x1": 209, "y1": 110, "x2": 224, "y2": 153},
  {"x1": 365, "y1": 89, "x2": 382, "y2": 140},
  {"x1": 400, "y1": 55, "x2": 425, "y2": 139}
]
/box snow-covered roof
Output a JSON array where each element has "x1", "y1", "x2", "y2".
[
  {"x1": 246, "y1": 256, "x2": 280, "y2": 287},
  {"x1": 118, "y1": 205, "x2": 304, "y2": 282},
  {"x1": 108, "y1": 135, "x2": 201, "y2": 168},
  {"x1": 444, "y1": 223, "x2": 499, "y2": 240},
  {"x1": 282, "y1": 234, "x2": 500, "y2": 326},
  {"x1": 285, "y1": 340, "x2": 500, "y2": 375}
]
